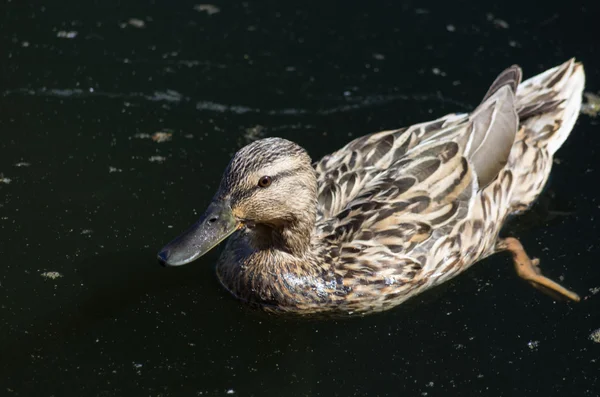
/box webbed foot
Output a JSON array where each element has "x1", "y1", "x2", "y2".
[{"x1": 497, "y1": 237, "x2": 580, "y2": 302}]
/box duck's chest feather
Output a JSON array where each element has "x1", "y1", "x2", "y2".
[{"x1": 215, "y1": 234, "x2": 347, "y2": 313}]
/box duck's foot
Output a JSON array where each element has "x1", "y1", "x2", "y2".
[{"x1": 497, "y1": 237, "x2": 580, "y2": 302}]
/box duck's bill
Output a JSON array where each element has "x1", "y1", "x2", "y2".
[{"x1": 157, "y1": 200, "x2": 239, "y2": 267}]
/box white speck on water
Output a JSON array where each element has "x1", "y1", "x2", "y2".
[
  {"x1": 127, "y1": 18, "x2": 146, "y2": 28},
  {"x1": 14, "y1": 162, "x2": 30, "y2": 167},
  {"x1": 582, "y1": 92, "x2": 600, "y2": 117},
  {"x1": 0, "y1": 175, "x2": 11, "y2": 184},
  {"x1": 226, "y1": 390, "x2": 235, "y2": 395},
  {"x1": 446, "y1": 24, "x2": 456, "y2": 32},
  {"x1": 590, "y1": 328, "x2": 600, "y2": 343},
  {"x1": 41, "y1": 271, "x2": 62, "y2": 280},
  {"x1": 372, "y1": 53, "x2": 385, "y2": 60},
  {"x1": 486, "y1": 13, "x2": 509, "y2": 29},
  {"x1": 432, "y1": 68, "x2": 447, "y2": 76},
  {"x1": 149, "y1": 156, "x2": 166, "y2": 163},
  {"x1": 150, "y1": 90, "x2": 182, "y2": 102},
  {"x1": 527, "y1": 340, "x2": 540, "y2": 350},
  {"x1": 494, "y1": 19, "x2": 510, "y2": 29},
  {"x1": 194, "y1": 4, "x2": 221, "y2": 15},
  {"x1": 81, "y1": 229, "x2": 93, "y2": 235},
  {"x1": 243, "y1": 125, "x2": 265, "y2": 144},
  {"x1": 109, "y1": 166, "x2": 122, "y2": 173},
  {"x1": 152, "y1": 132, "x2": 173, "y2": 143},
  {"x1": 56, "y1": 30, "x2": 78, "y2": 39}
]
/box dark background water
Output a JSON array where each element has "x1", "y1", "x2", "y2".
[{"x1": 1, "y1": 1, "x2": 599, "y2": 396}]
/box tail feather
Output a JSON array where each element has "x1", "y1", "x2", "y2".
[
  {"x1": 516, "y1": 59, "x2": 585, "y2": 155},
  {"x1": 508, "y1": 58, "x2": 585, "y2": 211}
]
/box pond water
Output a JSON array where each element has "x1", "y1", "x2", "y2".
[{"x1": 1, "y1": 1, "x2": 599, "y2": 396}]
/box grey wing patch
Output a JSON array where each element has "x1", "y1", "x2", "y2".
[{"x1": 464, "y1": 69, "x2": 519, "y2": 188}]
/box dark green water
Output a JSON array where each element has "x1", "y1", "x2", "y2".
[{"x1": 1, "y1": 1, "x2": 599, "y2": 396}]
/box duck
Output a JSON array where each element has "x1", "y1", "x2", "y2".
[{"x1": 158, "y1": 59, "x2": 585, "y2": 315}]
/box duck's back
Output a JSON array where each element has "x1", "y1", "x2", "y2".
[{"x1": 312, "y1": 59, "x2": 584, "y2": 310}]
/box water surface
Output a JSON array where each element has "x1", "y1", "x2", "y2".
[{"x1": 1, "y1": 1, "x2": 599, "y2": 396}]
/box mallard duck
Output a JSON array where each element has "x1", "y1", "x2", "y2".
[{"x1": 158, "y1": 59, "x2": 585, "y2": 315}]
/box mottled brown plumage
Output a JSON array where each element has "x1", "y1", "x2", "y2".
[{"x1": 159, "y1": 59, "x2": 585, "y2": 315}]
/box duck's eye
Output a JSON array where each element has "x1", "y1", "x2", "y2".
[{"x1": 258, "y1": 175, "x2": 272, "y2": 188}]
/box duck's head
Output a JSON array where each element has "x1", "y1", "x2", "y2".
[{"x1": 158, "y1": 137, "x2": 318, "y2": 267}]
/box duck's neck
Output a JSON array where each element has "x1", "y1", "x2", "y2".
[{"x1": 217, "y1": 205, "x2": 337, "y2": 311}]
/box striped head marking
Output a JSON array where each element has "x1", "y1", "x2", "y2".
[{"x1": 218, "y1": 138, "x2": 318, "y2": 227}]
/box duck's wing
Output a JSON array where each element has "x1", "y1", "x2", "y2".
[
  {"x1": 315, "y1": 66, "x2": 521, "y2": 221},
  {"x1": 316, "y1": 66, "x2": 521, "y2": 272},
  {"x1": 315, "y1": 114, "x2": 469, "y2": 219}
]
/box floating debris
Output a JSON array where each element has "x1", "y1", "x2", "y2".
[
  {"x1": 431, "y1": 68, "x2": 447, "y2": 76},
  {"x1": 41, "y1": 271, "x2": 62, "y2": 280},
  {"x1": 134, "y1": 131, "x2": 173, "y2": 142},
  {"x1": 493, "y1": 19, "x2": 509, "y2": 29},
  {"x1": 14, "y1": 162, "x2": 30, "y2": 167},
  {"x1": 149, "y1": 156, "x2": 166, "y2": 163},
  {"x1": 81, "y1": 229, "x2": 93, "y2": 235},
  {"x1": 372, "y1": 53, "x2": 386, "y2": 60},
  {"x1": 527, "y1": 340, "x2": 540, "y2": 350},
  {"x1": 446, "y1": 24, "x2": 456, "y2": 32},
  {"x1": 127, "y1": 18, "x2": 146, "y2": 29},
  {"x1": 243, "y1": 125, "x2": 265, "y2": 144},
  {"x1": 56, "y1": 30, "x2": 78, "y2": 39},
  {"x1": 589, "y1": 286, "x2": 600, "y2": 296},
  {"x1": 109, "y1": 166, "x2": 122, "y2": 173},
  {"x1": 590, "y1": 329, "x2": 600, "y2": 344},
  {"x1": 194, "y1": 4, "x2": 221, "y2": 15},
  {"x1": 152, "y1": 132, "x2": 173, "y2": 143},
  {"x1": 486, "y1": 13, "x2": 510, "y2": 29},
  {"x1": 150, "y1": 90, "x2": 182, "y2": 102},
  {"x1": 581, "y1": 92, "x2": 600, "y2": 117},
  {"x1": 0, "y1": 174, "x2": 11, "y2": 184}
]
